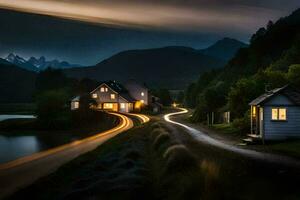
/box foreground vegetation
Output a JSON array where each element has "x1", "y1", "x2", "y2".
[{"x1": 9, "y1": 121, "x2": 204, "y2": 200}]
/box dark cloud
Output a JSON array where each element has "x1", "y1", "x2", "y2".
[{"x1": 0, "y1": 0, "x2": 299, "y2": 65}]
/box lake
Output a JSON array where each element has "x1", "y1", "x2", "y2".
[
  {"x1": 0, "y1": 133, "x2": 81, "y2": 164},
  {"x1": 0, "y1": 115, "x2": 36, "y2": 121},
  {"x1": 0, "y1": 115, "x2": 80, "y2": 164}
]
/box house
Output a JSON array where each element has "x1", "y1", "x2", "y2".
[
  {"x1": 71, "y1": 80, "x2": 150, "y2": 113},
  {"x1": 249, "y1": 85, "x2": 300, "y2": 140}
]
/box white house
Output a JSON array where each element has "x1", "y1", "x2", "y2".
[
  {"x1": 71, "y1": 80, "x2": 149, "y2": 113},
  {"x1": 249, "y1": 85, "x2": 300, "y2": 140}
]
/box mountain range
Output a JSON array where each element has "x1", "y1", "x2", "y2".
[
  {"x1": 0, "y1": 37, "x2": 247, "y2": 102},
  {"x1": 65, "y1": 38, "x2": 247, "y2": 89},
  {"x1": 4, "y1": 53, "x2": 81, "y2": 71}
]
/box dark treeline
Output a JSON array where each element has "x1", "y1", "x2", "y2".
[{"x1": 184, "y1": 9, "x2": 300, "y2": 131}]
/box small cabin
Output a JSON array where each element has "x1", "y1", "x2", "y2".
[{"x1": 249, "y1": 85, "x2": 300, "y2": 140}]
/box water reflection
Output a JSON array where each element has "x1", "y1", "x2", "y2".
[
  {"x1": 0, "y1": 134, "x2": 80, "y2": 164},
  {"x1": 0, "y1": 115, "x2": 36, "y2": 121},
  {"x1": 0, "y1": 135, "x2": 40, "y2": 163}
]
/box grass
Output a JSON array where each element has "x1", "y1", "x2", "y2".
[
  {"x1": 265, "y1": 140, "x2": 300, "y2": 159},
  {"x1": 211, "y1": 123, "x2": 240, "y2": 135},
  {"x1": 0, "y1": 103, "x2": 36, "y2": 114},
  {"x1": 9, "y1": 121, "x2": 206, "y2": 200}
]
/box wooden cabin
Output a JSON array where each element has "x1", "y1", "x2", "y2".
[{"x1": 249, "y1": 85, "x2": 300, "y2": 140}]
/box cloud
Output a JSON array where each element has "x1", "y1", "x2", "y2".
[{"x1": 0, "y1": 0, "x2": 295, "y2": 34}]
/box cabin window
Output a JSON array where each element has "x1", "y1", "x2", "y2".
[
  {"x1": 100, "y1": 87, "x2": 105, "y2": 92},
  {"x1": 92, "y1": 93, "x2": 98, "y2": 98},
  {"x1": 272, "y1": 108, "x2": 287, "y2": 121},
  {"x1": 120, "y1": 103, "x2": 126, "y2": 109},
  {"x1": 74, "y1": 102, "x2": 79, "y2": 109},
  {"x1": 141, "y1": 92, "x2": 145, "y2": 96},
  {"x1": 141, "y1": 100, "x2": 144, "y2": 104},
  {"x1": 111, "y1": 94, "x2": 116, "y2": 99}
]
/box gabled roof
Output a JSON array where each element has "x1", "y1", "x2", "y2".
[
  {"x1": 249, "y1": 85, "x2": 300, "y2": 106},
  {"x1": 91, "y1": 81, "x2": 128, "y2": 94},
  {"x1": 90, "y1": 80, "x2": 136, "y2": 102}
]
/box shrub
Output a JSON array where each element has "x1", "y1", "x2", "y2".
[
  {"x1": 232, "y1": 110, "x2": 251, "y2": 134},
  {"x1": 163, "y1": 144, "x2": 198, "y2": 174},
  {"x1": 152, "y1": 131, "x2": 171, "y2": 151},
  {"x1": 35, "y1": 89, "x2": 71, "y2": 129}
]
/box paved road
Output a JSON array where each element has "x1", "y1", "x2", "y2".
[
  {"x1": 164, "y1": 108, "x2": 300, "y2": 167},
  {"x1": 0, "y1": 112, "x2": 138, "y2": 199}
]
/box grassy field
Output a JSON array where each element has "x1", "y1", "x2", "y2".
[
  {"x1": 9, "y1": 121, "x2": 204, "y2": 200},
  {"x1": 0, "y1": 103, "x2": 36, "y2": 114}
]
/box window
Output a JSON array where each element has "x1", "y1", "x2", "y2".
[
  {"x1": 279, "y1": 108, "x2": 287, "y2": 120},
  {"x1": 74, "y1": 102, "x2": 79, "y2": 109},
  {"x1": 92, "y1": 93, "x2": 98, "y2": 98},
  {"x1": 272, "y1": 108, "x2": 287, "y2": 121},
  {"x1": 105, "y1": 88, "x2": 108, "y2": 92},
  {"x1": 141, "y1": 100, "x2": 144, "y2": 104},
  {"x1": 103, "y1": 103, "x2": 113, "y2": 109},
  {"x1": 100, "y1": 87, "x2": 105, "y2": 92},
  {"x1": 141, "y1": 92, "x2": 145, "y2": 96},
  {"x1": 120, "y1": 103, "x2": 126, "y2": 109},
  {"x1": 111, "y1": 94, "x2": 116, "y2": 99}
]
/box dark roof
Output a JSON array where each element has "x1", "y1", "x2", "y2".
[
  {"x1": 249, "y1": 85, "x2": 300, "y2": 106},
  {"x1": 119, "y1": 93, "x2": 136, "y2": 102}
]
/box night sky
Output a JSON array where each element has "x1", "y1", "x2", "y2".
[{"x1": 0, "y1": 0, "x2": 299, "y2": 65}]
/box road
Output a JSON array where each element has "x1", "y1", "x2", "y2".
[
  {"x1": 164, "y1": 108, "x2": 300, "y2": 167},
  {"x1": 164, "y1": 108, "x2": 300, "y2": 199},
  {"x1": 0, "y1": 112, "x2": 138, "y2": 199}
]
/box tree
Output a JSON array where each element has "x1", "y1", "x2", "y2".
[
  {"x1": 176, "y1": 91, "x2": 185, "y2": 104},
  {"x1": 35, "y1": 68, "x2": 70, "y2": 92},
  {"x1": 76, "y1": 78, "x2": 99, "y2": 95},
  {"x1": 35, "y1": 89, "x2": 70, "y2": 129},
  {"x1": 228, "y1": 78, "x2": 261, "y2": 118},
  {"x1": 287, "y1": 64, "x2": 300, "y2": 87},
  {"x1": 184, "y1": 83, "x2": 197, "y2": 108}
]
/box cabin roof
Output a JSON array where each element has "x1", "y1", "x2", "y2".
[{"x1": 249, "y1": 85, "x2": 300, "y2": 106}]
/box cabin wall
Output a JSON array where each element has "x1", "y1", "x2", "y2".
[{"x1": 264, "y1": 106, "x2": 300, "y2": 140}]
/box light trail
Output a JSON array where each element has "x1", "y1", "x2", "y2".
[
  {"x1": 0, "y1": 112, "x2": 133, "y2": 199},
  {"x1": 125, "y1": 113, "x2": 150, "y2": 124},
  {"x1": 0, "y1": 112, "x2": 132, "y2": 170},
  {"x1": 164, "y1": 108, "x2": 300, "y2": 166}
]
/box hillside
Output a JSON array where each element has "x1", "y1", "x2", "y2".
[
  {"x1": 217, "y1": 8, "x2": 300, "y2": 83},
  {"x1": 200, "y1": 38, "x2": 248, "y2": 61},
  {"x1": 65, "y1": 46, "x2": 226, "y2": 89},
  {"x1": 185, "y1": 8, "x2": 300, "y2": 122},
  {"x1": 0, "y1": 63, "x2": 36, "y2": 103}
]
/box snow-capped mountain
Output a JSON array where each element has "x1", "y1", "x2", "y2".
[
  {"x1": 4, "y1": 53, "x2": 81, "y2": 71},
  {"x1": 5, "y1": 53, "x2": 37, "y2": 71}
]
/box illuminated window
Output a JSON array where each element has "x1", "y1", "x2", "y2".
[
  {"x1": 141, "y1": 100, "x2": 144, "y2": 104},
  {"x1": 111, "y1": 94, "x2": 116, "y2": 99},
  {"x1": 120, "y1": 103, "x2": 126, "y2": 109},
  {"x1": 252, "y1": 106, "x2": 256, "y2": 117},
  {"x1": 100, "y1": 87, "x2": 105, "y2": 92},
  {"x1": 103, "y1": 103, "x2": 113, "y2": 109},
  {"x1": 74, "y1": 102, "x2": 79, "y2": 109},
  {"x1": 279, "y1": 108, "x2": 287, "y2": 120},
  {"x1": 141, "y1": 92, "x2": 144, "y2": 96},
  {"x1": 92, "y1": 93, "x2": 98, "y2": 98},
  {"x1": 272, "y1": 108, "x2": 287, "y2": 121},
  {"x1": 105, "y1": 88, "x2": 108, "y2": 92}
]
